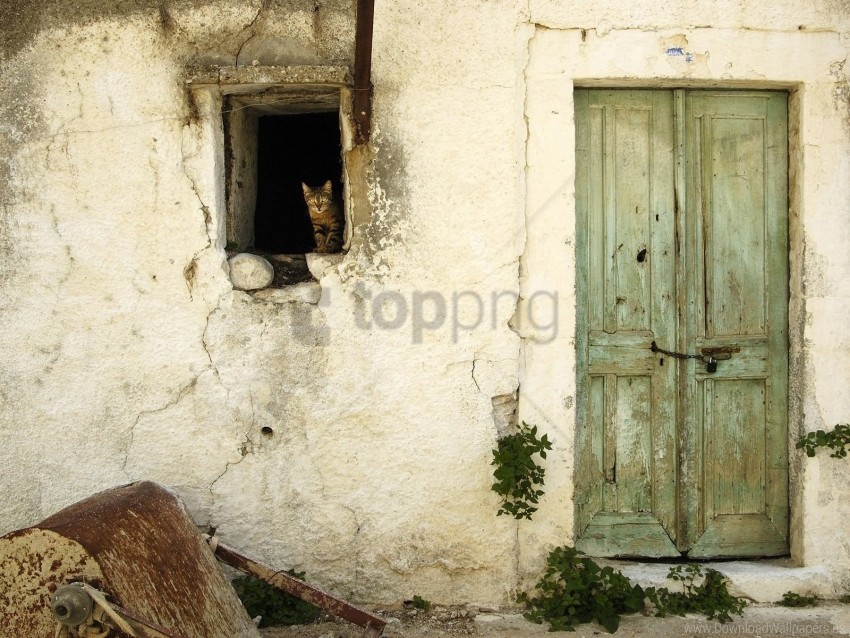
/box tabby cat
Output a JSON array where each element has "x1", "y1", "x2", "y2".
[{"x1": 302, "y1": 180, "x2": 344, "y2": 254}]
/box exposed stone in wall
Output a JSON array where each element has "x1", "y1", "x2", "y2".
[{"x1": 491, "y1": 393, "x2": 518, "y2": 438}]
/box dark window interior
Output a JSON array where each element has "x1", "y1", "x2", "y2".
[{"x1": 254, "y1": 112, "x2": 343, "y2": 254}]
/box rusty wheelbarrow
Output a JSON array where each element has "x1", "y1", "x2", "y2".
[{"x1": 0, "y1": 481, "x2": 385, "y2": 637}]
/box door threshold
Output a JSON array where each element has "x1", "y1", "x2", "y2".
[{"x1": 598, "y1": 557, "x2": 837, "y2": 603}]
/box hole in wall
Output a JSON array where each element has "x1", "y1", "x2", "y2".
[{"x1": 261, "y1": 426, "x2": 274, "y2": 438}]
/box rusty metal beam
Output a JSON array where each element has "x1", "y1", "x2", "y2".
[
  {"x1": 352, "y1": 0, "x2": 375, "y2": 145},
  {"x1": 211, "y1": 541, "x2": 385, "y2": 636}
]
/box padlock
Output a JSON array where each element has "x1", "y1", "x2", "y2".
[{"x1": 706, "y1": 357, "x2": 717, "y2": 373}]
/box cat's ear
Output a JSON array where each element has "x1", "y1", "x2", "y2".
[
  {"x1": 301, "y1": 182, "x2": 311, "y2": 196},
  {"x1": 322, "y1": 180, "x2": 332, "y2": 194}
]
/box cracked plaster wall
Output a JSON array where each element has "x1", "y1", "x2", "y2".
[
  {"x1": 1, "y1": 0, "x2": 850, "y2": 607},
  {"x1": 0, "y1": 0, "x2": 527, "y2": 606}
]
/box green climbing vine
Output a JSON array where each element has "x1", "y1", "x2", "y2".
[
  {"x1": 797, "y1": 423, "x2": 850, "y2": 458},
  {"x1": 491, "y1": 422, "x2": 552, "y2": 520}
]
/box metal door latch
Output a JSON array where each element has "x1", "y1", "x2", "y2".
[{"x1": 650, "y1": 341, "x2": 730, "y2": 373}]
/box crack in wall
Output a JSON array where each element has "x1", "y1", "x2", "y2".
[
  {"x1": 506, "y1": 15, "x2": 536, "y2": 595},
  {"x1": 534, "y1": 23, "x2": 846, "y2": 36},
  {"x1": 183, "y1": 256, "x2": 200, "y2": 298},
  {"x1": 311, "y1": 456, "x2": 365, "y2": 581},
  {"x1": 147, "y1": 154, "x2": 162, "y2": 214},
  {"x1": 45, "y1": 83, "x2": 84, "y2": 173},
  {"x1": 179, "y1": 118, "x2": 216, "y2": 303},
  {"x1": 209, "y1": 432, "x2": 255, "y2": 494},
  {"x1": 829, "y1": 58, "x2": 850, "y2": 135},
  {"x1": 465, "y1": 260, "x2": 519, "y2": 287},
  {"x1": 49, "y1": 204, "x2": 74, "y2": 292},
  {"x1": 205, "y1": 343, "x2": 257, "y2": 497},
  {"x1": 337, "y1": 501, "x2": 365, "y2": 599},
  {"x1": 506, "y1": 21, "x2": 536, "y2": 349},
  {"x1": 471, "y1": 359, "x2": 481, "y2": 391},
  {"x1": 121, "y1": 373, "x2": 203, "y2": 475},
  {"x1": 180, "y1": 158, "x2": 213, "y2": 236},
  {"x1": 235, "y1": 0, "x2": 272, "y2": 64},
  {"x1": 200, "y1": 306, "x2": 227, "y2": 394}
]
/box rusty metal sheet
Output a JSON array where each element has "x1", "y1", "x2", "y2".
[
  {"x1": 0, "y1": 528, "x2": 106, "y2": 637},
  {"x1": 1, "y1": 481, "x2": 260, "y2": 638}
]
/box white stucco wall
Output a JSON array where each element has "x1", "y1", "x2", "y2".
[
  {"x1": 521, "y1": 15, "x2": 850, "y2": 590},
  {"x1": 1, "y1": 0, "x2": 849, "y2": 605}
]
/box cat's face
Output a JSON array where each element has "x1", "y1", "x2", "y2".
[{"x1": 302, "y1": 180, "x2": 333, "y2": 212}]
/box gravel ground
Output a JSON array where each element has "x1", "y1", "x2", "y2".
[{"x1": 260, "y1": 603, "x2": 850, "y2": 637}]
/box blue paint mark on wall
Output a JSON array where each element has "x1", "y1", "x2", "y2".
[{"x1": 666, "y1": 46, "x2": 695, "y2": 63}]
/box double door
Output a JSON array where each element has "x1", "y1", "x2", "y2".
[{"x1": 575, "y1": 89, "x2": 788, "y2": 557}]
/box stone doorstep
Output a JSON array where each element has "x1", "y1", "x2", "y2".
[
  {"x1": 602, "y1": 558, "x2": 838, "y2": 603},
  {"x1": 469, "y1": 606, "x2": 850, "y2": 637}
]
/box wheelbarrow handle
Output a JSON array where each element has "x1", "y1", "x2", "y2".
[{"x1": 207, "y1": 538, "x2": 386, "y2": 636}]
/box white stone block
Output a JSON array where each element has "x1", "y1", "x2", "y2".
[
  {"x1": 228, "y1": 253, "x2": 274, "y2": 291},
  {"x1": 306, "y1": 252, "x2": 344, "y2": 279},
  {"x1": 251, "y1": 281, "x2": 321, "y2": 304}
]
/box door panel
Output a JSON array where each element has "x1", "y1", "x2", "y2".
[
  {"x1": 705, "y1": 379, "x2": 767, "y2": 516},
  {"x1": 683, "y1": 92, "x2": 788, "y2": 556},
  {"x1": 575, "y1": 90, "x2": 678, "y2": 557},
  {"x1": 704, "y1": 117, "x2": 767, "y2": 336},
  {"x1": 575, "y1": 89, "x2": 788, "y2": 558}
]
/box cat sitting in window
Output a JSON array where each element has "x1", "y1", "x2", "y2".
[{"x1": 302, "y1": 180, "x2": 344, "y2": 254}]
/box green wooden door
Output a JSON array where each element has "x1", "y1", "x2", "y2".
[{"x1": 575, "y1": 89, "x2": 788, "y2": 558}]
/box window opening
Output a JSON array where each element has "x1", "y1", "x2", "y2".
[
  {"x1": 255, "y1": 112, "x2": 343, "y2": 254},
  {"x1": 223, "y1": 89, "x2": 345, "y2": 287}
]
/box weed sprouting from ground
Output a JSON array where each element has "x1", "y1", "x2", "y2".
[
  {"x1": 233, "y1": 572, "x2": 321, "y2": 628},
  {"x1": 520, "y1": 547, "x2": 746, "y2": 633},
  {"x1": 778, "y1": 591, "x2": 819, "y2": 607}
]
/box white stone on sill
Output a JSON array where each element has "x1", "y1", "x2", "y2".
[
  {"x1": 252, "y1": 281, "x2": 322, "y2": 304},
  {"x1": 306, "y1": 252, "x2": 344, "y2": 279},
  {"x1": 228, "y1": 253, "x2": 274, "y2": 291}
]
